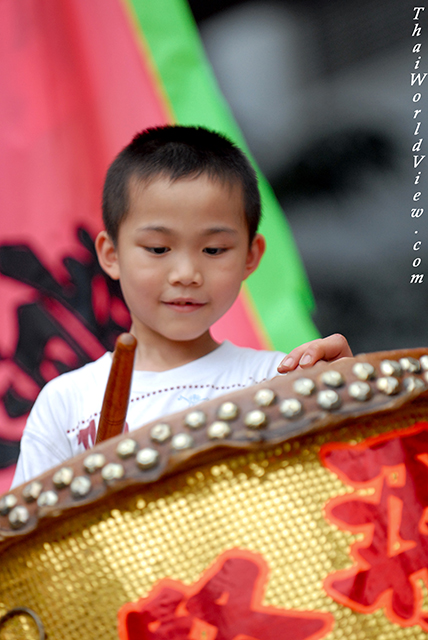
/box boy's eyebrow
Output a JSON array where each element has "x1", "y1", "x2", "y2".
[
  {"x1": 137, "y1": 225, "x2": 238, "y2": 235},
  {"x1": 137, "y1": 225, "x2": 173, "y2": 234},
  {"x1": 202, "y1": 226, "x2": 238, "y2": 236}
]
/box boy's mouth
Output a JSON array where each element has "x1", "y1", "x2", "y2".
[{"x1": 163, "y1": 298, "x2": 206, "y2": 311}]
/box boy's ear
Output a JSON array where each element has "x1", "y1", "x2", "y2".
[
  {"x1": 95, "y1": 231, "x2": 120, "y2": 280},
  {"x1": 243, "y1": 233, "x2": 266, "y2": 280}
]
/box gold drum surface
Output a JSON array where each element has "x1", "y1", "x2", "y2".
[{"x1": 1, "y1": 403, "x2": 428, "y2": 639}]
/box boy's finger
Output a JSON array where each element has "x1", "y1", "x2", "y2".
[
  {"x1": 313, "y1": 334, "x2": 352, "y2": 362},
  {"x1": 296, "y1": 335, "x2": 352, "y2": 368},
  {"x1": 277, "y1": 334, "x2": 352, "y2": 373},
  {"x1": 277, "y1": 343, "x2": 313, "y2": 372}
]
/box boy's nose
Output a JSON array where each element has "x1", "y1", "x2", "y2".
[{"x1": 168, "y1": 259, "x2": 203, "y2": 286}]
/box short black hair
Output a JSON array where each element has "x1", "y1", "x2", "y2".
[{"x1": 102, "y1": 125, "x2": 261, "y2": 244}]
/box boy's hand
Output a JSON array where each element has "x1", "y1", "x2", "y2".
[{"x1": 277, "y1": 333, "x2": 352, "y2": 373}]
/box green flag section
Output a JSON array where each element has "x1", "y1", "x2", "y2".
[{"x1": 123, "y1": 0, "x2": 319, "y2": 351}]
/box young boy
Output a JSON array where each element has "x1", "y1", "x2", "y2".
[{"x1": 12, "y1": 126, "x2": 351, "y2": 487}]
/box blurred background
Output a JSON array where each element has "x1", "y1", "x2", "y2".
[{"x1": 189, "y1": 0, "x2": 426, "y2": 353}]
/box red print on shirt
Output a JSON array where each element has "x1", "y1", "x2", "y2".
[
  {"x1": 117, "y1": 549, "x2": 334, "y2": 640},
  {"x1": 77, "y1": 419, "x2": 129, "y2": 449},
  {"x1": 320, "y1": 421, "x2": 428, "y2": 630}
]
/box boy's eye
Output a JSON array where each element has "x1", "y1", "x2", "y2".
[
  {"x1": 145, "y1": 247, "x2": 170, "y2": 254},
  {"x1": 203, "y1": 247, "x2": 226, "y2": 255}
]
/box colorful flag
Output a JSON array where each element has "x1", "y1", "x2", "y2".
[{"x1": 0, "y1": 0, "x2": 318, "y2": 490}]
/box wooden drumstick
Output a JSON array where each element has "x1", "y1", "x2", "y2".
[{"x1": 95, "y1": 333, "x2": 137, "y2": 444}]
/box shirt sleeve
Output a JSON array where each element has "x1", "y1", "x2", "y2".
[
  {"x1": 264, "y1": 351, "x2": 287, "y2": 381},
  {"x1": 11, "y1": 378, "x2": 76, "y2": 488},
  {"x1": 246, "y1": 349, "x2": 287, "y2": 384}
]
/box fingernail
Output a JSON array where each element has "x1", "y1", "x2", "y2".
[
  {"x1": 299, "y1": 354, "x2": 312, "y2": 366},
  {"x1": 282, "y1": 357, "x2": 294, "y2": 368}
]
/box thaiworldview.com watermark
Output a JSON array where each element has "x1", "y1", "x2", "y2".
[{"x1": 410, "y1": 6, "x2": 426, "y2": 283}]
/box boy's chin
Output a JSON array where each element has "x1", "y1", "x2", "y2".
[
  {"x1": 155, "y1": 324, "x2": 215, "y2": 344},
  {"x1": 131, "y1": 318, "x2": 215, "y2": 345},
  {"x1": 165, "y1": 330, "x2": 212, "y2": 344}
]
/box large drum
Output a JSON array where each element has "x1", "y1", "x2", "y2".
[{"x1": 1, "y1": 349, "x2": 428, "y2": 639}]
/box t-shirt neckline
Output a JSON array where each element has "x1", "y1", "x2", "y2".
[{"x1": 130, "y1": 340, "x2": 235, "y2": 384}]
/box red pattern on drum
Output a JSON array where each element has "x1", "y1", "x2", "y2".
[
  {"x1": 321, "y1": 421, "x2": 428, "y2": 630},
  {"x1": 117, "y1": 548, "x2": 334, "y2": 640}
]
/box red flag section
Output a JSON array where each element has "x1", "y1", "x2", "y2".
[{"x1": 0, "y1": 0, "x2": 173, "y2": 489}]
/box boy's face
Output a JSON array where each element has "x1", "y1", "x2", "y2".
[{"x1": 96, "y1": 174, "x2": 265, "y2": 352}]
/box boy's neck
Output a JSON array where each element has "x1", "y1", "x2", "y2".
[{"x1": 130, "y1": 329, "x2": 220, "y2": 372}]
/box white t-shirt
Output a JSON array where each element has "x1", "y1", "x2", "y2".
[{"x1": 12, "y1": 341, "x2": 286, "y2": 487}]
